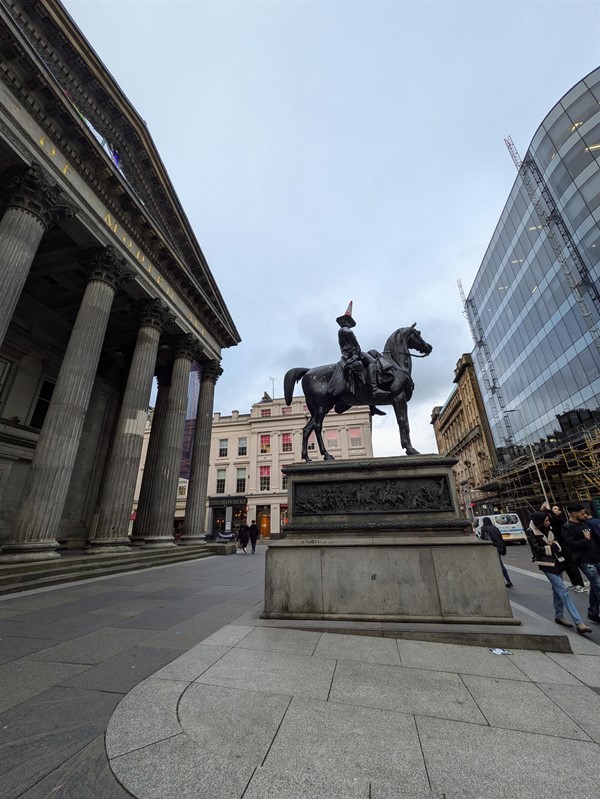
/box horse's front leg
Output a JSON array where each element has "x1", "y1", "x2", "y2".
[{"x1": 393, "y1": 397, "x2": 419, "y2": 456}]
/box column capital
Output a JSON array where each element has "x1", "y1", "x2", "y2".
[
  {"x1": 201, "y1": 359, "x2": 223, "y2": 384},
  {"x1": 134, "y1": 298, "x2": 175, "y2": 332},
  {"x1": 170, "y1": 333, "x2": 198, "y2": 361},
  {"x1": 80, "y1": 246, "x2": 134, "y2": 290},
  {"x1": 0, "y1": 163, "x2": 75, "y2": 229}
]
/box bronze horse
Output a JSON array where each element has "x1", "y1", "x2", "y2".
[{"x1": 284, "y1": 324, "x2": 432, "y2": 461}]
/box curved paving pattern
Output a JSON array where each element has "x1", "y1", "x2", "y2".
[{"x1": 106, "y1": 624, "x2": 600, "y2": 799}]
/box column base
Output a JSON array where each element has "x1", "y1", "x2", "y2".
[
  {"x1": 142, "y1": 537, "x2": 176, "y2": 548},
  {"x1": 0, "y1": 539, "x2": 61, "y2": 562},
  {"x1": 85, "y1": 538, "x2": 132, "y2": 555},
  {"x1": 179, "y1": 534, "x2": 206, "y2": 546},
  {"x1": 129, "y1": 537, "x2": 145, "y2": 547}
]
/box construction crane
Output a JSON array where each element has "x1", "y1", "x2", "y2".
[
  {"x1": 504, "y1": 136, "x2": 600, "y2": 355},
  {"x1": 458, "y1": 278, "x2": 514, "y2": 442}
]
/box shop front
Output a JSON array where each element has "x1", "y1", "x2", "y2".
[{"x1": 208, "y1": 496, "x2": 247, "y2": 535}]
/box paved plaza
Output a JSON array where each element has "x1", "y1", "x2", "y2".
[{"x1": 1, "y1": 547, "x2": 600, "y2": 799}]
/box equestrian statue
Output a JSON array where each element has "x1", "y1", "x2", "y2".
[{"x1": 284, "y1": 302, "x2": 433, "y2": 461}]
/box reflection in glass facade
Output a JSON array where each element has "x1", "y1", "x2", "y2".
[{"x1": 466, "y1": 67, "x2": 600, "y2": 456}]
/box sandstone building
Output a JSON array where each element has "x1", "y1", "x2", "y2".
[{"x1": 0, "y1": 1, "x2": 239, "y2": 561}]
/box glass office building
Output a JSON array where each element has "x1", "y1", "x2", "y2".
[{"x1": 466, "y1": 67, "x2": 600, "y2": 457}]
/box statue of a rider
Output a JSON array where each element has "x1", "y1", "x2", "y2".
[{"x1": 329, "y1": 302, "x2": 386, "y2": 416}]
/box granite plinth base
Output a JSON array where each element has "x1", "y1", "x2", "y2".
[{"x1": 262, "y1": 537, "x2": 519, "y2": 625}]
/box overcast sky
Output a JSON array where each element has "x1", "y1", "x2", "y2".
[{"x1": 62, "y1": 0, "x2": 600, "y2": 456}]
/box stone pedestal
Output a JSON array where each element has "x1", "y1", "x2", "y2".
[{"x1": 262, "y1": 456, "x2": 519, "y2": 625}]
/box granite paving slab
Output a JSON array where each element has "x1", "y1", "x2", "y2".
[
  {"x1": 538, "y1": 682, "x2": 600, "y2": 744},
  {"x1": 88, "y1": 598, "x2": 168, "y2": 617},
  {"x1": 155, "y1": 594, "x2": 224, "y2": 611},
  {"x1": 397, "y1": 639, "x2": 529, "y2": 679},
  {"x1": 314, "y1": 632, "x2": 401, "y2": 665},
  {"x1": 243, "y1": 766, "x2": 368, "y2": 799},
  {"x1": 200, "y1": 624, "x2": 254, "y2": 647},
  {"x1": 196, "y1": 647, "x2": 336, "y2": 700},
  {"x1": 0, "y1": 635, "x2": 56, "y2": 665},
  {"x1": 264, "y1": 697, "x2": 429, "y2": 792},
  {"x1": 106, "y1": 677, "x2": 187, "y2": 757},
  {"x1": 135, "y1": 587, "x2": 202, "y2": 601},
  {"x1": 235, "y1": 627, "x2": 321, "y2": 656},
  {"x1": 416, "y1": 715, "x2": 600, "y2": 799},
  {"x1": 7, "y1": 611, "x2": 126, "y2": 641},
  {"x1": 61, "y1": 644, "x2": 182, "y2": 694},
  {"x1": 110, "y1": 734, "x2": 256, "y2": 799},
  {"x1": 144, "y1": 619, "x2": 224, "y2": 649},
  {"x1": 546, "y1": 653, "x2": 600, "y2": 686},
  {"x1": 27, "y1": 627, "x2": 157, "y2": 664},
  {"x1": 460, "y1": 674, "x2": 590, "y2": 739},
  {"x1": 0, "y1": 658, "x2": 90, "y2": 713},
  {"x1": 151, "y1": 642, "x2": 229, "y2": 681},
  {"x1": 115, "y1": 606, "x2": 204, "y2": 629},
  {"x1": 329, "y1": 658, "x2": 487, "y2": 723},
  {"x1": 0, "y1": 686, "x2": 122, "y2": 799},
  {"x1": 0, "y1": 593, "x2": 82, "y2": 611},
  {"x1": 16, "y1": 734, "x2": 131, "y2": 799},
  {"x1": 506, "y1": 649, "x2": 583, "y2": 684},
  {"x1": 0, "y1": 608, "x2": 23, "y2": 620},
  {"x1": 179, "y1": 683, "x2": 290, "y2": 758}
]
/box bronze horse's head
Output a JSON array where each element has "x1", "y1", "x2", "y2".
[{"x1": 407, "y1": 323, "x2": 433, "y2": 356}]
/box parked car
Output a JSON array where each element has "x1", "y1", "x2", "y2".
[{"x1": 473, "y1": 513, "x2": 527, "y2": 544}]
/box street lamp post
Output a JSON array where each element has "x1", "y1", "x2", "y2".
[{"x1": 506, "y1": 409, "x2": 550, "y2": 507}]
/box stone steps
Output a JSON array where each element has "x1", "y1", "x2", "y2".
[{"x1": 0, "y1": 544, "x2": 212, "y2": 595}]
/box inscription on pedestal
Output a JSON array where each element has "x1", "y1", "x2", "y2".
[{"x1": 293, "y1": 476, "x2": 452, "y2": 516}]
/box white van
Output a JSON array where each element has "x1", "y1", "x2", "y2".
[{"x1": 473, "y1": 513, "x2": 527, "y2": 544}]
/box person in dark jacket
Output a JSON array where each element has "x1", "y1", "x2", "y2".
[
  {"x1": 237, "y1": 523, "x2": 250, "y2": 554},
  {"x1": 545, "y1": 503, "x2": 585, "y2": 591},
  {"x1": 562, "y1": 502, "x2": 600, "y2": 625},
  {"x1": 526, "y1": 511, "x2": 591, "y2": 635},
  {"x1": 480, "y1": 517, "x2": 513, "y2": 588},
  {"x1": 248, "y1": 520, "x2": 260, "y2": 554}
]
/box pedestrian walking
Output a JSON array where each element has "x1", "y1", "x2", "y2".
[
  {"x1": 546, "y1": 503, "x2": 586, "y2": 591},
  {"x1": 248, "y1": 520, "x2": 259, "y2": 554},
  {"x1": 562, "y1": 503, "x2": 600, "y2": 626},
  {"x1": 526, "y1": 510, "x2": 591, "y2": 635},
  {"x1": 237, "y1": 522, "x2": 249, "y2": 554},
  {"x1": 480, "y1": 516, "x2": 513, "y2": 588}
]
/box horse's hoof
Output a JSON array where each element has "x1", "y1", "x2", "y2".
[
  {"x1": 323, "y1": 453, "x2": 336, "y2": 461},
  {"x1": 302, "y1": 456, "x2": 312, "y2": 463},
  {"x1": 405, "y1": 447, "x2": 420, "y2": 456}
]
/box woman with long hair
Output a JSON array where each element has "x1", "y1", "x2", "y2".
[{"x1": 526, "y1": 511, "x2": 591, "y2": 636}]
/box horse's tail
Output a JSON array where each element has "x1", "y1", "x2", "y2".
[{"x1": 284, "y1": 368, "x2": 309, "y2": 405}]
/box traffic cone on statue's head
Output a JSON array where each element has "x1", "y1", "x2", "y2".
[{"x1": 336, "y1": 301, "x2": 356, "y2": 328}]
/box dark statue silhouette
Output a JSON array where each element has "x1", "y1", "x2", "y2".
[{"x1": 284, "y1": 307, "x2": 433, "y2": 461}]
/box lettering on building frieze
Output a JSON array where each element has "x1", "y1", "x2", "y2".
[{"x1": 293, "y1": 477, "x2": 453, "y2": 516}]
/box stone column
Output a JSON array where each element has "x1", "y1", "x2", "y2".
[
  {"x1": 130, "y1": 365, "x2": 171, "y2": 547},
  {"x1": 0, "y1": 247, "x2": 132, "y2": 562},
  {"x1": 180, "y1": 360, "x2": 222, "y2": 544},
  {"x1": 0, "y1": 164, "x2": 73, "y2": 349},
  {"x1": 138, "y1": 335, "x2": 196, "y2": 547},
  {"x1": 89, "y1": 299, "x2": 174, "y2": 553}
]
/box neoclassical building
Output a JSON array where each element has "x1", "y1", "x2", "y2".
[
  {"x1": 431, "y1": 354, "x2": 497, "y2": 517},
  {"x1": 0, "y1": 2, "x2": 239, "y2": 561}
]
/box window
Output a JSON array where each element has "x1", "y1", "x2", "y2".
[
  {"x1": 281, "y1": 432, "x2": 292, "y2": 453},
  {"x1": 260, "y1": 465, "x2": 270, "y2": 491},
  {"x1": 177, "y1": 483, "x2": 187, "y2": 497},
  {"x1": 236, "y1": 468, "x2": 246, "y2": 493},
  {"x1": 307, "y1": 432, "x2": 316, "y2": 451},
  {"x1": 282, "y1": 406, "x2": 292, "y2": 416},
  {"x1": 29, "y1": 379, "x2": 55, "y2": 429},
  {"x1": 218, "y1": 438, "x2": 228, "y2": 457},
  {"x1": 216, "y1": 468, "x2": 226, "y2": 494},
  {"x1": 260, "y1": 408, "x2": 271, "y2": 417},
  {"x1": 349, "y1": 426, "x2": 363, "y2": 448},
  {"x1": 238, "y1": 437, "x2": 247, "y2": 456},
  {"x1": 260, "y1": 434, "x2": 271, "y2": 454},
  {"x1": 325, "y1": 429, "x2": 339, "y2": 449},
  {"x1": 282, "y1": 473, "x2": 288, "y2": 491}
]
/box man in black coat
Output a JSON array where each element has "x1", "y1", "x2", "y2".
[
  {"x1": 562, "y1": 501, "x2": 600, "y2": 624},
  {"x1": 248, "y1": 520, "x2": 260, "y2": 554},
  {"x1": 480, "y1": 517, "x2": 513, "y2": 588}
]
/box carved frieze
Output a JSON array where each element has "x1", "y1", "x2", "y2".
[{"x1": 293, "y1": 476, "x2": 453, "y2": 516}]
